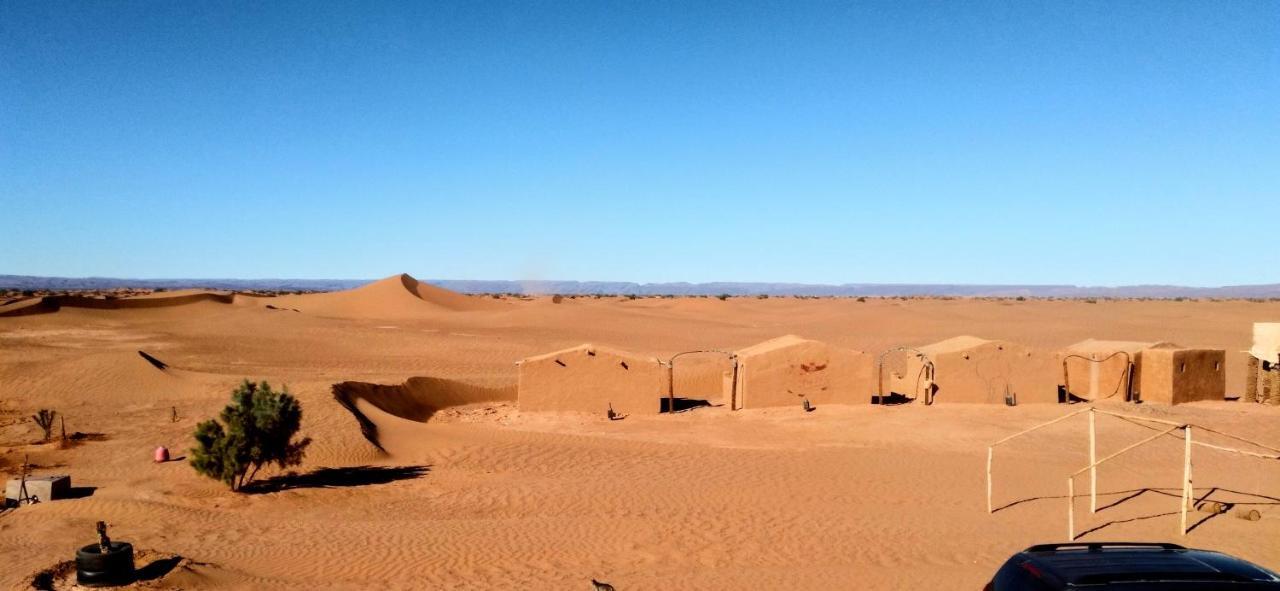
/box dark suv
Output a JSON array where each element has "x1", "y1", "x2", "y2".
[{"x1": 986, "y1": 543, "x2": 1280, "y2": 590}]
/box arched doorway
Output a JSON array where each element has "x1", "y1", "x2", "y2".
[
  {"x1": 665, "y1": 350, "x2": 738, "y2": 412},
  {"x1": 875, "y1": 346, "x2": 935, "y2": 405}
]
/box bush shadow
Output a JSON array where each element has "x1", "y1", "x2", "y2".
[{"x1": 243, "y1": 465, "x2": 430, "y2": 494}]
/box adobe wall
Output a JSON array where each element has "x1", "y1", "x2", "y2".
[
  {"x1": 1062, "y1": 352, "x2": 1134, "y2": 402},
  {"x1": 518, "y1": 347, "x2": 669, "y2": 415},
  {"x1": 736, "y1": 341, "x2": 873, "y2": 408},
  {"x1": 928, "y1": 342, "x2": 1060, "y2": 404},
  {"x1": 1139, "y1": 349, "x2": 1226, "y2": 405}
]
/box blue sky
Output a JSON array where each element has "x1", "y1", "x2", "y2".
[{"x1": 1, "y1": 1, "x2": 1277, "y2": 285}]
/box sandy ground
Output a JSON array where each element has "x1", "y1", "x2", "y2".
[{"x1": 2, "y1": 277, "x2": 1279, "y2": 589}]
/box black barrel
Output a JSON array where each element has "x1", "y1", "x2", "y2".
[{"x1": 76, "y1": 541, "x2": 135, "y2": 587}]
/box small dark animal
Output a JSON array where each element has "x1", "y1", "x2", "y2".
[
  {"x1": 802, "y1": 398, "x2": 815, "y2": 412},
  {"x1": 607, "y1": 404, "x2": 625, "y2": 421},
  {"x1": 592, "y1": 579, "x2": 616, "y2": 591}
]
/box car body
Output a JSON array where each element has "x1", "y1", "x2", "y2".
[{"x1": 986, "y1": 543, "x2": 1280, "y2": 590}]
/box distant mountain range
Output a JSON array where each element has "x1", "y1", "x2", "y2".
[{"x1": 3, "y1": 274, "x2": 1279, "y2": 299}]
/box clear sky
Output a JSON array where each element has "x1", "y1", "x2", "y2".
[{"x1": 1, "y1": 1, "x2": 1277, "y2": 286}]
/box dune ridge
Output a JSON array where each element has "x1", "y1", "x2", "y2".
[
  {"x1": 332, "y1": 376, "x2": 516, "y2": 451},
  {"x1": 0, "y1": 291, "x2": 237, "y2": 317},
  {"x1": 265, "y1": 273, "x2": 504, "y2": 319},
  {"x1": 0, "y1": 274, "x2": 495, "y2": 319}
]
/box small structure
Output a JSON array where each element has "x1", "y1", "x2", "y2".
[
  {"x1": 910, "y1": 336, "x2": 1059, "y2": 404},
  {"x1": 5, "y1": 474, "x2": 70, "y2": 506},
  {"x1": 1244, "y1": 322, "x2": 1280, "y2": 405},
  {"x1": 733, "y1": 335, "x2": 873, "y2": 409},
  {"x1": 517, "y1": 344, "x2": 669, "y2": 416},
  {"x1": 1136, "y1": 344, "x2": 1225, "y2": 405},
  {"x1": 1060, "y1": 340, "x2": 1169, "y2": 402}
]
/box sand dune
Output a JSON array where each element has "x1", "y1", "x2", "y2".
[
  {"x1": 0, "y1": 290, "x2": 237, "y2": 318},
  {"x1": 0, "y1": 275, "x2": 497, "y2": 320},
  {"x1": 333, "y1": 376, "x2": 515, "y2": 451},
  {"x1": 270, "y1": 273, "x2": 504, "y2": 319}
]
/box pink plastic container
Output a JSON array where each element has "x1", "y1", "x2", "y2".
[{"x1": 154, "y1": 446, "x2": 170, "y2": 463}]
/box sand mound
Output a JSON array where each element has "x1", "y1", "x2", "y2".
[
  {"x1": 8, "y1": 350, "x2": 211, "y2": 406},
  {"x1": 0, "y1": 291, "x2": 236, "y2": 317},
  {"x1": 272, "y1": 274, "x2": 502, "y2": 319},
  {"x1": 0, "y1": 297, "x2": 58, "y2": 317},
  {"x1": 332, "y1": 376, "x2": 515, "y2": 451}
]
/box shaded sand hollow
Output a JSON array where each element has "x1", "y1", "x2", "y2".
[{"x1": 2, "y1": 278, "x2": 1279, "y2": 589}]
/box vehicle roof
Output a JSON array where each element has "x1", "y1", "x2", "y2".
[{"x1": 1018, "y1": 543, "x2": 1280, "y2": 587}]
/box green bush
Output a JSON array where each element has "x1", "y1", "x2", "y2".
[{"x1": 191, "y1": 380, "x2": 311, "y2": 491}]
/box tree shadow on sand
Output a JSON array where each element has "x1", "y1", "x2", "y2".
[{"x1": 242, "y1": 465, "x2": 430, "y2": 494}]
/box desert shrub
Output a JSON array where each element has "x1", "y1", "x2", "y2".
[
  {"x1": 551, "y1": 294, "x2": 563, "y2": 304},
  {"x1": 756, "y1": 294, "x2": 769, "y2": 299},
  {"x1": 1015, "y1": 296, "x2": 1026, "y2": 301},
  {"x1": 1084, "y1": 298, "x2": 1098, "y2": 304},
  {"x1": 716, "y1": 294, "x2": 729, "y2": 301},
  {"x1": 856, "y1": 296, "x2": 867, "y2": 302},
  {"x1": 32, "y1": 409, "x2": 56, "y2": 441},
  {"x1": 191, "y1": 380, "x2": 311, "y2": 491}
]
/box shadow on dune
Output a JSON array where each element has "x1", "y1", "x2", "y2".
[
  {"x1": 332, "y1": 377, "x2": 515, "y2": 451},
  {"x1": 243, "y1": 465, "x2": 430, "y2": 494}
]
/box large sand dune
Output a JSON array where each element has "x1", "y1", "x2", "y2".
[
  {"x1": 2, "y1": 295, "x2": 1279, "y2": 589},
  {"x1": 269, "y1": 273, "x2": 505, "y2": 319}
]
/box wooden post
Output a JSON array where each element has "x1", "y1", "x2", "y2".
[
  {"x1": 734, "y1": 362, "x2": 744, "y2": 410},
  {"x1": 1264, "y1": 365, "x2": 1274, "y2": 406},
  {"x1": 1089, "y1": 408, "x2": 1097, "y2": 513},
  {"x1": 1181, "y1": 426, "x2": 1192, "y2": 535},
  {"x1": 667, "y1": 360, "x2": 674, "y2": 414},
  {"x1": 1244, "y1": 357, "x2": 1259, "y2": 403},
  {"x1": 1125, "y1": 360, "x2": 1136, "y2": 402},
  {"x1": 986, "y1": 446, "x2": 993, "y2": 513},
  {"x1": 876, "y1": 357, "x2": 884, "y2": 405},
  {"x1": 1264, "y1": 363, "x2": 1275, "y2": 405},
  {"x1": 1068, "y1": 477, "x2": 1075, "y2": 540}
]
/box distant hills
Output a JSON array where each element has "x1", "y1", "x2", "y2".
[{"x1": 3, "y1": 274, "x2": 1279, "y2": 299}]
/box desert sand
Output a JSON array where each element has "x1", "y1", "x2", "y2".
[{"x1": 2, "y1": 274, "x2": 1279, "y2": 589}]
